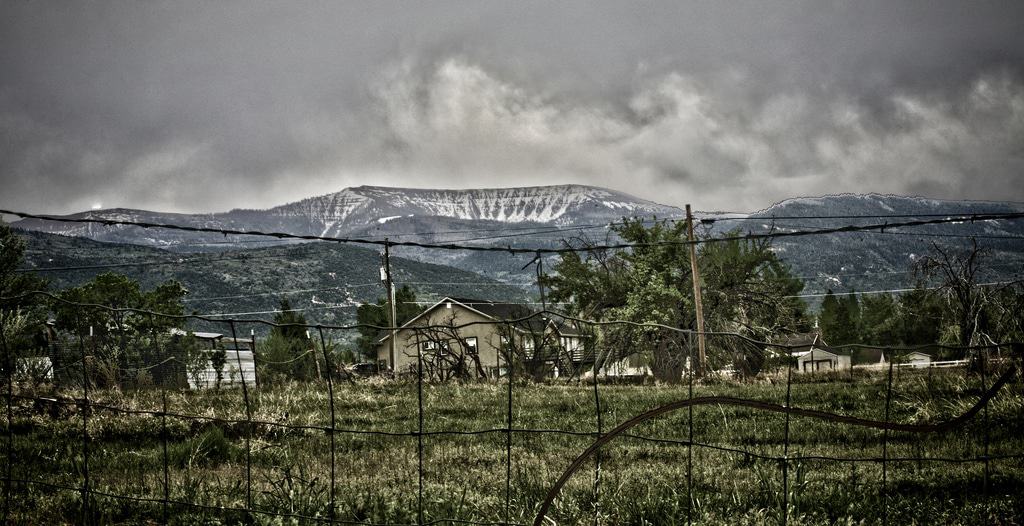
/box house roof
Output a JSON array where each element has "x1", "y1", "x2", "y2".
[
  {"x1": 376, "y1": 297, "x2": 582, "y2": 345},
  {"x1": 447, "y1": 297, "x2": 536, "y2": 323},
  {"x1": 852, "y1": 348, "x2": 887, "y2": 365},
  {"x1": 170, "y1": 328, "x2": 224, "y2": 340},
  {"x1": 773, "y1": 332, "x2": 831, "y2": 354},
  {"x1": 798, "y1": 347, "x2": 840, "y2": 360},
  {"x1": 376, "y1": 297, "x2": 530, "y2": 344},
  {"x1": 547, "y1": 319, "x2": 587, "y2": 338}
]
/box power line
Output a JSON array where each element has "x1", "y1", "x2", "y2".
[
  {"x1": 181, "y1": 280, "x2": 528, "y2": 300},
  {"x1": 15, "y1": 252, "x2": 308, "y2": 273},
  {"x1": 199, "y1": 304, "x2": 362, "y2": 317},
  {"x1": 182, "y1": 283, "x2": 382, "y2": 302},
  {"x1": 755, "y1": 222, "x2": 1024, "y2": 241},
  {"x1": 694, "y1": 211, "x2": 1024, "y2": 221},
  {"x1": 6, "y1": 207, "x2": 1024, "y2": 254},
  {"x1": 784, "y1": 280, "x2": 1020, "y2": 299}
]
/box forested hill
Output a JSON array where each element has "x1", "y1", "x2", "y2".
[
  {"x1": 15, "y1": 229, "x2": 532, "y2": 332},
  {"x1": 12, "y1": 191, "x2": 1024, "y2": 310},
  {"x1": 723, "y1": 194, "x2": 1024, "y2": 300}
]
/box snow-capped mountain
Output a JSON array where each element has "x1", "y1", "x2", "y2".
[
  {"x1": 719, "y1": 194, "x2": 1024, "y2": 300},
  {"x1": 11, "y1": 188, "x2": 1024, "y2": 302},
  {"x1": 268, "y1": 185, "x2": 682, "y2": 236},
  {"x1": 11, "y1": 184, "x2": 683, "y2": 248}
]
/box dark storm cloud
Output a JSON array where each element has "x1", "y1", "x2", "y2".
[{"x1": 1, "y1": 1, "x2": 1023, "y2": 214}]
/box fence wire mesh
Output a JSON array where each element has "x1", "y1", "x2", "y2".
[
  {"x1": 2, "y1": 203, "x2": 1024, "y2": 525},
  {"x1": 2, "y1": 293, "x2": 1021, "y2": 525}
]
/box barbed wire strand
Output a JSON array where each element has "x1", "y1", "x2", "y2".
[
  {"x1": 8, "y1": 290, "x2": 1024, "y2": 357},
  {"x1": 4, "y1": 208, "x2": 1024, "y2": 254},
  {"x1": 530, "y1": 363, "x2": 1018, "y2": 526},
  {"x1": 4, "y1": 285, "x2": 1024, "y2": 524}
]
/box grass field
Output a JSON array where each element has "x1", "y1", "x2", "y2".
[{"x1": 4, "y1": 365, "x2": 1023, "y2": 525}]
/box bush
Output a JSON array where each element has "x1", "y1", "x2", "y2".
[{"x1": 168, "y1": 425, "x2": 236, "y2": 469}]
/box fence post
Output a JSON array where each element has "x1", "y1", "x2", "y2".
[
  {"x1": 160, "y1": 390, "x2": 170, "y2": 524},
  {"x1": 228, "y1": 321, "x2": 253, "y2": 522},
  {"x1": 505, "y1": 323, "x2": 513, "y2": 526},
  {"x1": 686, "y1": 336, "x2": 694, "y2": 526},
  {"x1": 980, "y1": 347, "x2": 990, "y2": 498},
  {"x1": 781, "y1": 351, "x2": 794, "y2": 526},
  {"x1": 416, "y1": 327, "x2": 425, "y2": 526},
  {"x1": 685, "y1": 205, "x2": 707, "y2": 375},
  {"x1": 149, "y1": 315, "x2": 171, "y2": 524},
  {"x1": 250, "y1": 330, "x2": 260, "y2": 389},
  {"x1": 591, "y1": 345, "x2": 602, "y2": 526},
  {"x1": 881, "y1": 357, "x2": 894, "y2": 526},
  {"x1": 317, "y1": 327, "x2": 337, "y2": 522},
  {"x1": 2, "y1": 311, "x2": 13, "y2": 523},
  {"x1": 79, "y1": 326, "x2": 91, "y2": 525}
]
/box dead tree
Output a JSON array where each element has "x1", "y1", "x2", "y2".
[
  {"x1": 915, "y1": 240, "x2": 992, "y2": 348},
  {"x1": 406, "y1": 318, "x2": 487, "y2": 382}
]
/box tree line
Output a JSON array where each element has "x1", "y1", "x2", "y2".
[
  {"x1": 819, "y1": 242, "x2": 1024, "y2": 353},
  {"x1": 4, "y1": 220, "x2": 1022, "y2": 387}
]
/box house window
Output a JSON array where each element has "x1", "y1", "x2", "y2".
[{"x1": 422, "y1": 340, "x2": 451, "y2": 356}]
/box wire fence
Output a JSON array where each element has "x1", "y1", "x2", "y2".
[
  {"x1": 2, "y1": 210, "x2": 1024, "y2": 524},
  {"x1": 1, "y1": 294, "x2": 1021, "y2": 525}
]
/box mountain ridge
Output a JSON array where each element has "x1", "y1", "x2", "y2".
[
  {"x1": 10, "y1": 185, "x2": 1024, "y2": 302},
  {"x1": 11, "y1": 184, "x2": 683, "y2": 246}
]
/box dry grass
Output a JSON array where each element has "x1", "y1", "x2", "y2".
[{"x1": 4, "y1": 366, "x2": 1023, "y2": 525}]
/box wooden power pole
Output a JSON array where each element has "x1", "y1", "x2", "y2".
[
  {"x1": 381, "y1": 240, "x2": 398, "y2": 371},
  {"x1": 685, "y1": 205, "x2": 707, "y2": 375}
]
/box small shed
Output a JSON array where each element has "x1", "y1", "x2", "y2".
[
  {"x1": 796, "y1": 347, "x2": 851, "y2": 372},
  {"x1": 788, "y1": 334, "x2": 851, "y2": 372},
  {"x1": 904, "y1": 351, "x2": 932, "y2": 368},
  {"x1": 172, "y1": 329, "x2": 258, "y2": 389}
]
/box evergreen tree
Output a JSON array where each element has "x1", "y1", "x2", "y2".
[
  {"x1": 897, "y1": 288, "x2": 944, "y2": 346},
  {"x1": 263, "y1": 298, "x2": 315, "y2": 382},
  {"x1": 355, "y1": 285, "x2": 425, "y2": 361},
  {"x1": 819, "y1": 289, "x2": 840, "y2": 339},
  {"x1": 0, "y1": 224, "x2": 50, "y2": 360},
  {"x1": 860, "y1": 293, "x2": 900, "y2": 345},
  {"x1": 50, "y1": 272, "x2": 187, "y2": 387},
  {"x1": 270, "y1": 298, "x2": 308, "y2": 341},
  {"x1": 838, "y1": 293, "x2": 862, "y2": 345}
]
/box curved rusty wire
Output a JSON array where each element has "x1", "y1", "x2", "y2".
[{"x1": 533, "y1": 365, "x2": 1018, "y2": 526}]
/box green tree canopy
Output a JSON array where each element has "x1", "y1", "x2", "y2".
[
  {"x1": 820, "y1": 291, "x2": 862, "y2": 346},
  {"x1": 270, "y1": 298, "x2": 309, "y2": 341},
  {"x1": 260, "y1": 298, "x2": 317, "y2": 383},
  {"x1": 542, "y1": 219, "x2": 809, "y2": 380},
  {"x1": 355, "y1": 285, "x2": 425, "y2": 361},
  {"x1": 0, "y1": 224, "x2": 50, "y2": 354},
  {"x1": 53, "y1": 272, "x2": 186, "y2": 338}
]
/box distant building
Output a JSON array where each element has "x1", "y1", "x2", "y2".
[
  {"x1": 775, "y1": 333, "x2": 851, "y2": 373},
  {"x1": 375, "y1": 297, "x2": 591, "y2": 379},
  {"x1": 903, "y1": 351, "x2": 932, "y2": 368},
  {"x1": 171, "y1": 328, "x2": 257, "y2": 388},
  {"x1": 796, "y1": 346, "x2": 851, "y2": 372}
]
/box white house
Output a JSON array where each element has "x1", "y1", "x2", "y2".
[
  {"x1": 791, "y1": 334, "x2": 851, "y2": 372},
  {"x1": 171, "y1": 329, "x2": 258, "y2": 389},
  {"x1": 796, "y1": 347, "x2": 851, "y2": 372},
  {"x1": 903, "y1": 351, "x2": 932, "y2": 368}
]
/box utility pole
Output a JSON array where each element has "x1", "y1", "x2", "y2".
[
  {"x1": 381, "y1": 240, "x2": 398, "y2": 371},
  {"x1": 685, "y1": 205, "x2": 707, "y2": 376}
]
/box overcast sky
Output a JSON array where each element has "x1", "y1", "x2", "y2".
[{"x1": 2, "y1": 1, "x2": 1023, "y2": 215}]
